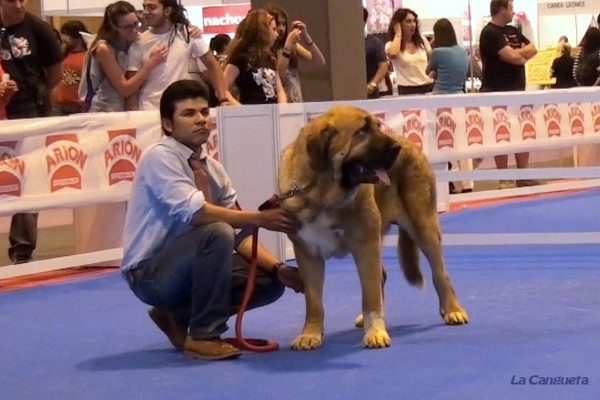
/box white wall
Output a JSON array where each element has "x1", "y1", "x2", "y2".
[
  {"x1": 403, "y1": 0, "x2": 463, "y2": 19},
  {"x1": 69, "y1": 0, "x2": 143, "y2": 13},
  {"x1": 43, "y1": 0, "x2": 226, "y2": 16},
  {"x1": 43, "y1": 0, "x2": 68, "y2": 13},
  {"x1": 375, "y1": 0, "x2": 539, "y2": 47},
  {"x1": 63, "y1": 0, "x2": 223, "y2": 9},
  {"x1": 536, "y1": 0, "x2": 600, "y2": 47},
  {"x1": 470, "y1": 0, "x2": 539, "y2": 45},
  {"x1": 537, "y1": 15, "x2": 580, "y2": 47}
]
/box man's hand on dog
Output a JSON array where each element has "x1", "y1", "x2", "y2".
[{"x1": 259, "y1": 209, "x2": 301, "y2": 234}]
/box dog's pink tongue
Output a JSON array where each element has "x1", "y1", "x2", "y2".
[{"x1": 375, "y1": 169, "x2": 390, "y2": 185}]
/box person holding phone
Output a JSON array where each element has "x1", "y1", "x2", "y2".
[
  {"x1": 263, "y1": 4, "x2": 326, "y2": 103},
  {"x1": 385, "y1": 8, "x2": 434, "y2": 95}
]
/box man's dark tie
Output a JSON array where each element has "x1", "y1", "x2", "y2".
[{"x1": 188, "y1": 155, "x2": 213, "y2": 203}]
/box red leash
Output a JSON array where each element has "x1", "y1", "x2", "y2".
[{"x1": 226, "y1": 196, "x2": 281, "y2": 353}]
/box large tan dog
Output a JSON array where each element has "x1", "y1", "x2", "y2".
[{"x1": 278, "y1": 105, "x2": 468, "y2": 351}]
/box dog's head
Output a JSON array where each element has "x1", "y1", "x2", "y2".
[{"x1": 305, "y1": 106, "x2": 401, "y2": 188}]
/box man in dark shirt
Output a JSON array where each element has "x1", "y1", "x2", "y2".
[
  {"x1": 0, "y1": 0, "x2": 63, "y2": 263},
  {"x1": 479, "y1": 0, "x2": 537, "y2": 189},
  {"x1": 363, "y1": 8, "x2": 389, "y2": 99}
]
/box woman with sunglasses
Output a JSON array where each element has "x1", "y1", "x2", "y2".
[{"x1": 83, "y1": 1, "x2": 168, "y2": 112}]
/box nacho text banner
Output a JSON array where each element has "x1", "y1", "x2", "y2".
[{"x1": 0, "y1": 110, "x2": 219, "y2": 215}]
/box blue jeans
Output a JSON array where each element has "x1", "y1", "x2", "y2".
[{"x1": 126, "y1": 222, "x2": 285, "y2": 339}]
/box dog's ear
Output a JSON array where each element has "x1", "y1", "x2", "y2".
[{"x1": 306, "y1": 123, "x2": 336, "y2": 172}]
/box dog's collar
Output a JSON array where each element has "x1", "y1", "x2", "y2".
[
  {"x1": 257, "y1": 182, "x2": 302, "y2": 212},
  {"x1": 279, "y1": 181, "x2": 302, "y2": 201}
]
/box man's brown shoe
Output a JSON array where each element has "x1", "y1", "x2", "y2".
[
  {"x1": 184, "y1": 336, "x2": 242, "y2": 361},
  {"x1": 148, "y1": 308, "x2": 187, "y2": 351}
]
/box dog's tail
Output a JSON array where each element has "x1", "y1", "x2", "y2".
[{"x1": 398, "y1": 229, "x2": 424, "y2": 288}]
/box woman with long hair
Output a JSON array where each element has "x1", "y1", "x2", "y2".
[
  {"x1": 573, "y1": 27, "x2": 600, "y2": 87},
  {"x1": 426, "y1": 18, "x2": 468, "y2": 94},
  {"x1": 204, "y1": 34, "x2": 233, "y2": 107},
  {"x1": 83, "y1": 1, "x2": 168, "y2": 112},
  {"x1": 385, "y1": 8, "x2": 433, "y2": 95},
  {"x1": 426, "y1": 18, "x2": 473, "y2": 193},
  {"x1": 209, "y1": 34, "x2": 232, "y2": 66},
  {"x1": 263, "y1": 4, "x2": 325, "y2": 103},
  {"x1": 223, "y1": 10, "x2": 287, "y2": 104}
]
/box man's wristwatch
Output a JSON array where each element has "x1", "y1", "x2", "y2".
[{"x1": 218, "y1": 98, "x2": 228, "y2": 105}]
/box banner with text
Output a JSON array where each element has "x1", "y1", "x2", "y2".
[
  {"x1": 304, "y1": 97, "x2": 600, "y2": 163},
  {"x1": 0, "y1": 110, "x2": 219, "y2": 215}
]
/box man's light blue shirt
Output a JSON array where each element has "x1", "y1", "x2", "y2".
[{"x1": 120, "y1": 136, "x2": 236, "y2": 272}]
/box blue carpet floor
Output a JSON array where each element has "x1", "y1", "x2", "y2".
[
  {"x1": 440, "y1": 188, "x2": 600, "y2": 234},
  {"x1": 1, "y1": 190, "x2": 599, "y2": 400}
]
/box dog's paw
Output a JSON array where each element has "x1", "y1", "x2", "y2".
[
  {"x1": 441, "y1": 307, "x2": 469, "y2": 325},
  {"x1": 291, "y1": 333, "x2": 323, "y2": 351},
  {"x1": 363, "y1": 328, "x2": 391, "y2": 348},
  {"x1": 354, "y1": 313, "x2": 364, "y2": 328},
  {"x1": 362, "y1": 312, "x2": 390, "y2": 348}
]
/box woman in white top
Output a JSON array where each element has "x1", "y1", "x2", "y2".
[{"x1": 385, "y1": 8, "x2": 433, "y2": 95}]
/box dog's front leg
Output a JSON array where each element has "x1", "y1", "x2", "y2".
[
  {"x1": 291, "y1": 244, "x2": 326, "y2": 351},
  {"x1": 352, "y1": 242, "x2": 391, "y2": 349}
]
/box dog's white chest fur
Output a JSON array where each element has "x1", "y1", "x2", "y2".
[{"x1": 297, "y1": 212, "x2": 347, "y2": 259}]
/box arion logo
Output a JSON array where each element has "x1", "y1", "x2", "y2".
[
  {"x1": 401, "y1": 110, "x2": 424, "y2": 149},
  {"x1": 568, "y1": 103, "x2": 584, "y2": 135},
  {"x1": 43, "y1": 134, "x2": 88, "y2": 192},
  {"x1": 465, "y1": 107, "x2": 484, "y2": 146},
  {"x1": 103, "y1": 129, "x2": 142, "y2": 185},
  {"x1": 0, "y1": 141, "x2": 25, "y2": 197},
  {"x1": 543, "y1": 104, "x2": 562, "y2": 138},
  {"x1": 436, "y1": 108, "x2": 456, "y2": 150},
  {"x1": 492, "y1": 106, "x2": 511, "y2": 143},
  {"x1": 518, "y1": 105, "x2": 536, "y2": 140}
]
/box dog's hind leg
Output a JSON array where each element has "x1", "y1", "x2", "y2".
[
  {"x1": 410, "y1": 216, "x2": 468, "y2": 325},
  {"x1": 291, "y1": 245, "x2": 327, "y2": 351},
  {"x1": 398, "y1": 229, "x2": 424, "y2": 288}
]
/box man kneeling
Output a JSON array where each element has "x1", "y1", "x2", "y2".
[{"x1": 120, "y1": 79, "x2": 303, "y2": 361}]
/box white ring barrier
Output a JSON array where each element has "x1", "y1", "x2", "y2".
[{"x1": 1, "y1": 88, "x2": 600, "y2": 279}]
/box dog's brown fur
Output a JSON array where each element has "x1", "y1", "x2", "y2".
[{"x1": 279, "y1": 105, "x2": 468, "y2": 350}]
